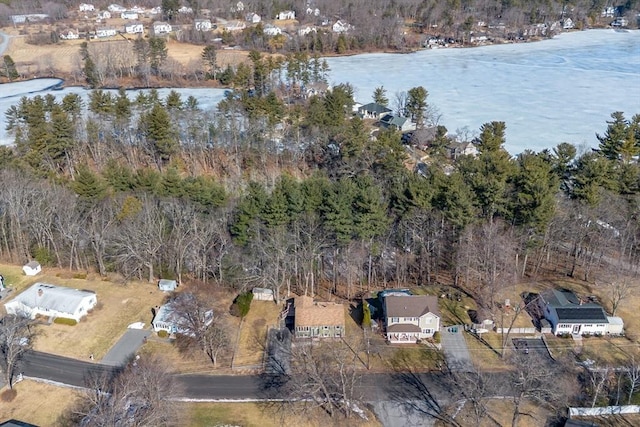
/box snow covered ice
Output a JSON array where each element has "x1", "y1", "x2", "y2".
[{"x1": 1, "y1": 29, "x2": 638, "y2": 155}]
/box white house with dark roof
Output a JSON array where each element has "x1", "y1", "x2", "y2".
[
  {"x1": 384, "y1": 295, "x2": 440, "y2": 343},
  {"x1": 22, "y1": 261, "x2": 41, "y2": 276},
  {"x1": 194, "y1": 19, "x2": 212, "y2": 31},
  {"x1": 276, "y1": 10, "x2": 296, "y2": 20},
  {"x1": 153, "y1": 21, "x2": 172, "y2": 34},
  {"x1": 79, "y1": 3, "x2": 95, "y2": 12},
  {"x1": 121, "y1": 11, "x2": 139, "y2": 20},
  {"x1": 96, "y1": 26, "x2": 117, "y2": 38},
  {"x1": 5, "y1": 283, "x2": 97, "y2": 322},
  {"x1": 380, "y1": 114, "x2": 416, "y2": 132},
  {"x1": 358, "y1": 102, "x2": 392, "y2": 120},
  {"x1": 124, "y1": 22, "x2": 144, "y2": 34},
  {"x1": 539, "y1": 289, "x2": 623, "y2": 336},
  {"x1": 152, "y1": 299, "x2": 213, "y2": 335}
]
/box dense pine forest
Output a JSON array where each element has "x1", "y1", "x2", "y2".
[{"x1": 1, "y1": 49, "x2": 639, "y2": 314}]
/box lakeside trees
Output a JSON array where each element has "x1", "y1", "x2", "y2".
[{"x1": 1, "y1": 73, "x2": 638, "y2": 311}]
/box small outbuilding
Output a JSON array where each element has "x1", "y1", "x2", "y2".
[
  {"x1": 252, "y1": 287, "x2": 274, "y2": 301},
  {"x1": 606, "y1": 316, "x2": 624, "y2": 335},
  {"x1": 22, "y1": 261, "x2": 41, "y2": 276},
  {"x1": 158, "y1": 279, "x2": 177, "y2": 292}
]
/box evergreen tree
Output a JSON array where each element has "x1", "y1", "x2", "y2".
[
  {"x1": 597, "y1": 112, "x2": 636, "y2": 162},
  {"x1": 142, "y1": 103, "x2": 177, "y2": 164},
  {"x1": 322, "y1": 179, "x2": 356, "y2": 246},
  {"x1": 202, "y1": 45, "x2": 217, "y2": 79},
  {"x1": 230, "y1": 182, "x2": 268, "y2": 245},
  {"x1": 48, "y1": 105, "x2": 74, "y2": 172},
  {"x1": 372, "y1": 86, "x2": 389, "y2": 106},
  {"x1": 73, "y1": 165, "x2": 107, "y2": 206},
  {"x1": 2, "y1": 55, "x2": 19, "y2": 80},
  {"x1": 165, "y1": 90, "x2": 183, "y2": 110},
  {"x1": 114, "y1": 88, "x2": 131, "y2": 122},
  {"x1": 149, "y1": 37, "x2": 168, "y2": 75},
  {"x1": 406, "y1": 86, "x2": 428, "y2": 127},
  {"x1": 353, "y1": 176, "x2": 389, "y2": 240},
  {"x1": 159, "y1": 167, "x2": 183, "y2": 197}
]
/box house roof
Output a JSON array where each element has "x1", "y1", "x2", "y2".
[
  {"x1": 158, "y1": 279, "x2": 177, "y2": 289},
  {"x1": 542, "y1": 289, "x2": 609, "y2": 324},
  {"x1": 253, "y1": 287, "x2": 273, "y2": 295},
  {"x1": 294, "y1": 296, "x2": 345, "y2": 328},
  {"x1": 381, "y1": 114, "x2": 408, "y2": 128},
  {"x1": 25, "y1": 261, "x2": 40, "y2": 269},
  {"x1": 153, "y1": 302, "x2": 179, "y2": 325},
  {"x1": 385, "y1": 295, "x2": 440, "y2": 319},
  {"x1": 387, "y1": 323, "x2": 421, "y2": 333},
  {"x1": 359, "y1": 103, "x2": 392, "y2": 115},
  {"x1": 11, "y1": 283, "x2": 95, "y2": 315}
]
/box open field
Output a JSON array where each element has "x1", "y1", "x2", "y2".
[
  {"x1": 1, "y1": 27, "x2": 251, "y2": 80},
  {"x1": 233, "y1": 300, "x2": 280, "y2": 367},
  {"x1": 182, "y1": 401, "x2": 381, "y2": 427},
  {"x1": 0, "y1": 380, "x2": 80, "y2": 426}
]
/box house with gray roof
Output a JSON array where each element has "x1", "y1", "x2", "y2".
[
  {"x1": 383, "y1": 295, "x2": 440, "y2": 343},
  {"x1": 5, "y1": 283, "x2": 97, "y2": 322},
  {"x1": 358, "y1": 103, "x2": 393, "y2": 120},
  {"x1": 539, "y1": 289, "x2": 623, "y2": 336},
  {"x1": 379, "y1": 114, "x2": 416, "y2": 132}
]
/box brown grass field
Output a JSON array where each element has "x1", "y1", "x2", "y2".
[
  {"x1": 2, "y1": 27, "x2": 250, "y2": 79},
  {"x1": 233, "y1": 300, "x2": 280, "y2": 367},
  {"x1": 0, "y1": 379, "x2": 80, "y2": 426}
]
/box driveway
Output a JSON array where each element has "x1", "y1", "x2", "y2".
[
  {"x1": 440, "y1": 325, "x2": 474, "y2": 372},
  {"x1": 0, "y1": 31, "x2": 11, "y2": 56},
  {"x1": 101, "y1": 328, "x2": 151, "y2": 367}
]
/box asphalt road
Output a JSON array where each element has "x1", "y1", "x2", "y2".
[{"x1": 20, "y1": 351, "x2": 116, "y2": 387}]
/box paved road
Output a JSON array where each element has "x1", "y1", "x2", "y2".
[
  {"x1": 440, "y1": 325, "x2": 474, "y2": 372},
  {"x1": 101, "y1": 329, "x2": 151, "y2": 366},
  {"x1": 20, "y1": 351, "x2": 115, "y2": 387},
  {"x1": 0, "y1": 31, "x2": 11, "y2": 56}
]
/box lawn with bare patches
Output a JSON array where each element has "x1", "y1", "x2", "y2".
[
  {"x1": 230, "y1": 300, "x2": 279, "y2": 367},
  {"x1": 182, "y1": 401, "x2": 381, "y2": 427},
  {"x1": 2, "y1": 267, "x2": 167, "y2": 360},
  {"x1": 0, "y1": 380, "x2": 80, "y2": 426},
  {"x1": 464, "y1": 332, "x2": 510, "y2": 371}
]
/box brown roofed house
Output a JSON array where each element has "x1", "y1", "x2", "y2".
[
  {"x1": 294, "y1": 295, "x2": 345, "y2": 339},
  {"x1": 384, "y1": 295, "x2": 440, "y2": 343}
]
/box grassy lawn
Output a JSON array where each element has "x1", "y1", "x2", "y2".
[
  {"x1": 383, "y1": 345, "x2": 443, "y2": 371},
  {"x1": 0, "y1": 263, "x2": 166, "y2": 360},
  {"x1": 444, "y1": 398, "x2": 552, "y2": 427},
  {"x1": 182, "y1": 401, "x2": 381, "y2": 427},
  {"x1": 0, "y1": 380, "x2": 80, "y2": 426},
  {"x1": 233, "y1": 300, "x2": 280, "y2": 367},
  {"x1": 464, "y1": 332, "x2": 509, "y2": 371}
]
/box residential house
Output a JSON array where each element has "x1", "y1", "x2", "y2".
[
  {"x1": 96, "y1": 26, "x2": 117, "y2": 38},
  {"x1": 121, "y1": 11, "x2": 139, "y2": 20},
  {"x1": 79, "y1": 3, "x2": 95, "y2": 12},
  {"x1": 158, "y1": 279, "x2": 177, "y2": 292},
  {"x1": 179, "y1": 6, "x2": 193, "y2": 14},
  {"x1": 379, "y1": 114, "x2": 416, "y2": 132},
  {"x1": 562, "y1": 18, "x2": 575, "y2": 29},
  {"x1": 108, "y1": 4, "x2": 126, "y2": 13},
  {"x1": 306, "y1": 7, "x2": 320, "y2": 16},
  {"x1": 22, "y1": 261, "x2": 41, "y2": 276},
  {"x1": 332, "y1": 20, "x2": 351, "y2": 33},
  {"x1": 152, "y1": 300, "x2": 213, "y2": 334},
  {"x1": 252, "y1": 287, "x2": 274, "y2": 301},
  {"x1": 611, "y1": 17, "x2": 628, "y2": 27},
  {"x1": 124, "y1": 22, "x2": 144, "y2": 34},
  {"x1": 384, "y1": 295, "x2": 441, "y2": 343},
  {"x1": 153, "y1": 21, "x2": 172, "y2": 35},
  {"x1": 11, "y1": 14, "x2": 49, "y2": 24},
  {"x1": 245, "y1": 12, "x2": 261, "y2": 23},
  {"x1": 602, "y1": 7, "x2": 616, "y2": 18},
  {"x1": 97, "y1": 10, "x2": 111, "y2": 20},
  {"x1": 263, "y1": 24, "x2": 282, "y2": 36},
  {"x1": 293, "y1": 295, "x2": 345, "y2": 339},
  {"x1": 194, "y1": 19, "x2": 212, "y2": 31},
  {"x1": 224, "y1": 20, "x2": 246, "y2": 31},
  {"x1": 298, "y1": 26, "x2": 316, "y2": 36},
  {"x1": 60, "y1": 29, "x2": 80, "y2": 40},
  {"x1": 448, "y1": 141, "x2": 478, "y2": 159},
  {"x1": 276, "y1": 10, "x2": 296, "y2": 20},
  {"x1": 303, "y1": 81, "x2": 328, "y2": 98},
  {"x1": 5, "y1": 283, "x2": 97, "y2": 322},
  {"x1": 538, "y1": 289, "x2": 623, "y2": 336},
  {"x1": 358, "y1": 102, "x2": 392, "y2": 120}
]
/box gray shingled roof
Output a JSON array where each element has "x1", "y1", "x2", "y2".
[
  {"x1": 13, "y1": 283, "x2": 95, "y2": 315},
  {"x1": 385, "y1": 295, "x2": 440, "y2": 318},
  {"x1": 359, "y1": 103, "x2": 392, "y2": 115},
  {"x1": 542, "y1": 289, "x2": 609, "y2": 324}
]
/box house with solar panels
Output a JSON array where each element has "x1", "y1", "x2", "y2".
[{"x1": 538, "y1": 289, "x2": 623, "y2": 336}]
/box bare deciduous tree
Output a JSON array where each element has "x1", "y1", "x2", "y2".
[
  {"x1": 72, "y1": 355, "x2": 180, "y2": 426},
  {"x1": 0, "y1": 315, "x2": 36, "y2": 389}
]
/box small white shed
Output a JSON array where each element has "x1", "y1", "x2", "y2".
[
  {"x1": 23, "y1": 261, "x2": 41, "y2": 276},
  {"x1": 158, "y1": 279, "x2": 177, "y2": 292},
  {"x1": 252, "y1": 287, "x2": 274, "y2": 301}
]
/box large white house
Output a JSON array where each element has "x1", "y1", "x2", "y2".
[
  {"x1": 79, "y1": 3, "x2": 95, "y2": 12},
  {"x1": 153, "y1": 21, "x2": 172, "y2": 35},
  {"x1": 96, "y1": 27, "x2": 117, "y2": 38},
  {"x1": 539, "y1": 289, "x2": 623, "y2": 336},
  {"x1": 384, "y1": 295, "x2": 440, "y2": 343},
  {"x1": 124, "y1": 22, "x2": 144, "y2": 34},
  {"x1": 276, "y1": 10, "x2": 295, "y2": 20},
  {"x1": 121, "y1": 11, "x2": 139, "y2": 20},
  {"x1": 5, "y1": 283, "x2": 97, "y2": 322},
  {"x1": 194, "y1": 19, "x2": 212, "y2": 31}
]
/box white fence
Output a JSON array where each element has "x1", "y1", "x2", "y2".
[
  {"x1": 569, "y1": 405, "x2": 640, "y2": 417},
  {"x1": 495, "y1": 327, "x2": 537, "y2": 334}
]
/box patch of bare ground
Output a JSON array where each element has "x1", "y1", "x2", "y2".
[{"x1": 438, "y1": 398, "x2": 554, "y2": 427}]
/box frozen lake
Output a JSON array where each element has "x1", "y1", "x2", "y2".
[{"x1": 1, "y1": 29, "x2": 639, "y2": 154}]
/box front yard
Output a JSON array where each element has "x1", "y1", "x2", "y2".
[{"x1": 0, "y1": 379, "x2": 80, "y2": 425}]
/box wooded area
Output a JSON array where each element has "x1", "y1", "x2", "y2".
[{"x1": 1, "y1": 62, "x2": 639, "y2": 316}]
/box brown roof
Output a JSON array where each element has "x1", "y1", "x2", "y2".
[
  {"x1": 294, "y1": 296, "x2": 345, "y2": 328},
  {"x1": 385, "y1": 295, "x2": 440, "y2": 319},
  {"x1": 387, "y1": 323, "x2": 421, "y2": 333}
]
